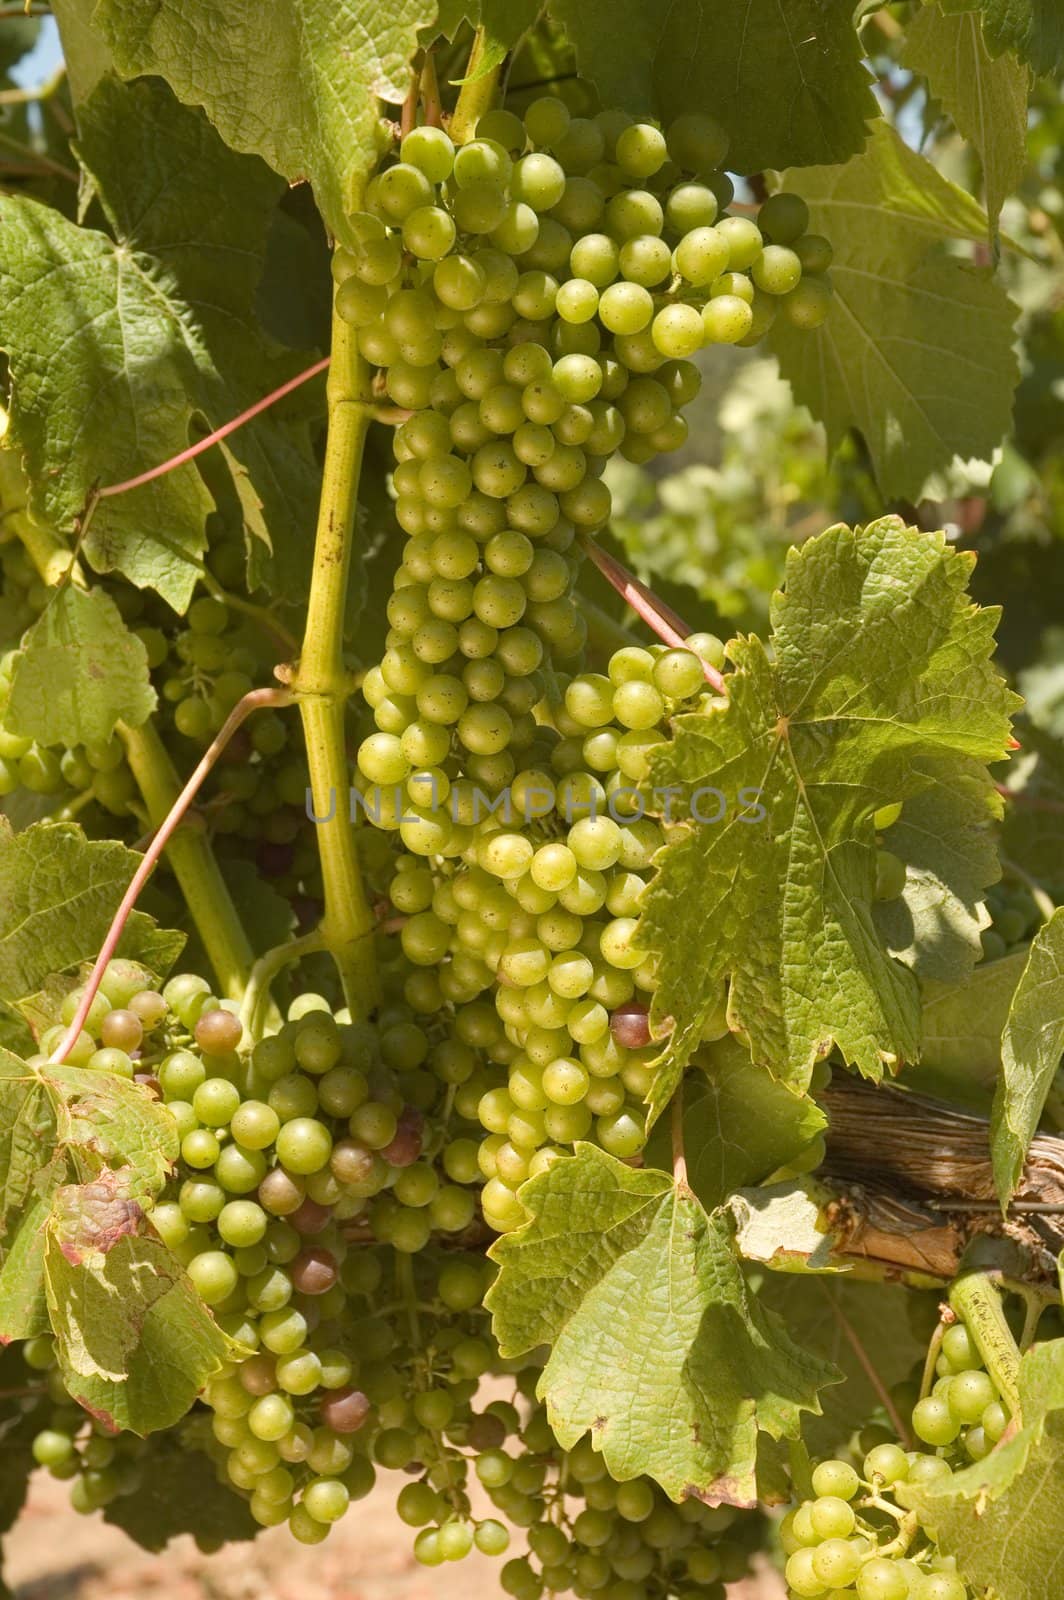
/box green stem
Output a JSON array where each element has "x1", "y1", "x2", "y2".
[
  {"x1": 949, "y1": 1273, "x2": 1023, "y2": 1419},
  {"x1": 449, "y1": 27, "x2": 502, "y2": 144},
  {"x1": 293, "y1": 310, "x2": 378, "y2": 1018},
  {"x1": 120, "y1": 721, "x2": 256, "y2": 1002},
  {"x1": 918, "y1": 1317, "x2": 947, "y2": 1402},
  {"x1": 240, "y1": 928, "x2": 325, "y2": 1037}
]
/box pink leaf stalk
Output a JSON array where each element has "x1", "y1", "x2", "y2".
[
  {"x1": 49, "y1": 688, "x2": 292, "y2": 1065},
  {"x1": 581, "y1": 537, "x2": 727, "y2": 694},
  {"x1": 97, "y1": 358, "x2": 331, "y2": 501}
]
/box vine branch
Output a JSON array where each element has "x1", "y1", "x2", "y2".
[{"x1": 292, "y1": 305, "x2": 379, "y2": 1017}]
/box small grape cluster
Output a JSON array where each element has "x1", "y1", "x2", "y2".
[
  {"x1": 0, "y1": 650, "x2": 135, "y2": 808},
  {"x1": 979, "y1": 879, "x2": 1041, "y2": 963},
  {"x1": 22, "y1": 1334, "x2": 148, "y2": 1515},
  {"x1": 783, "y1": 1321, "x2": 1001, "y2": 1599}
]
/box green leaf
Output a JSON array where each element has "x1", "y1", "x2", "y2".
[
  {"x1": 487, "y1": 1143, "x2": 836, "y2": 1504},
  {"x1": 52, "y1": 0, "x2": 114, "y2": 103},
  {"x1": 991, "y1": 907, "x2": 1064, "y2": 1205},
  {"x1": 638, "y1": 518, "x2": 1017, "y2": 1114},
  {"x1": 2, "y1": 585, "x2": 156, "y2": 748},
  {"x1": 645, "y1": 1036, "x2": 826, "y2": 1211},
  {"x1": 902, "y1": 2, "x2": 1029, "y2": 240},
  {"x1": 102, "y1": 1423, "x2": 258, "y2": 1548},
  {"x1": 73, "y1": 76, "x2": 322, "y2": 604},
  {"x1": 44, "y1": 1207, "x2": 230, "y2": 1434},
  {"x1": 0, "y1": 77, "x2": 319, "y2": 609},
  {"x1": 552, "y1": 0, "x2": 878, "y2": 173},
  {"x1": 94, "y1": 0, "x2": 435, "y2": 248},
  {"x1": 770, "y1": 122, "x2": 1021, "y2": 498},
  {"x1": 1002, "y1": 726, "x2": 1064, "y2": 895},
  {"x1": 941, "y1": 0, "x2": 1064, "y2": 75},
  {"x1": 0, "y1": 1048, "x2": 53, "y2": 1235},
  {"x1": 900, "y1": 1339, "x2": 1064, "y2": 1600},
  {"x1": 0, "y1": 819, "x2": 184, "y2": 1003},
  {"x1": 729, "y1": 1181, "x2": 843, "y2": 1272},
  {"x1": 871, "y1": 762, "x2": 1000, "y2": 984},
  {"x1": 756, "y1": 1275, "x2": 935, "y2": 1456},
  {"x1": 913, "y1": 952, "x2": 1027, "y2": 1109}
]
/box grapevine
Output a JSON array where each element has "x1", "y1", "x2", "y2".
[{"x1": 1, "y1": 10, "x2": 1063, "y2": 1600}]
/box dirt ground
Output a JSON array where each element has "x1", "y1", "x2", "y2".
[{"x1": 7, "y1": 1472, "x2": 786, "y2": 1600}]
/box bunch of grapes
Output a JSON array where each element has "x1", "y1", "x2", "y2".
[
  {"x1": 22, "y1": 1333, "x2": 149, "y2": 1515},
  {"x1": 783, "y1": 1318, "x2": 1003, "y2": 1599},
  {"x1": 344, "y1": 96, "x2": 832, "y2": 1229},
  {"x1": 979, "y1": 879, "x2": 1041, "y2": 963}
]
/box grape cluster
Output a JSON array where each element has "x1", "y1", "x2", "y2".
[
  {"x1": 24, "y1": 1334, "x2": 148, "y2": 1515},
  {"x1": 783, "y1": 1320, "x2": 1000, "y2": 1599},
  {"x1": 347, "y1": 96, "x2": 832, "y2": 1229},
  {"x1": 979, "y1": 879, "x2": 1041, "y2": 963}
]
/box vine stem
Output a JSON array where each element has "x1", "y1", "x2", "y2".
[
  {"x1": 949, "y1": 1273, "x2": 1023, "y2": 1419},
  {"x1": 293, "y1": 309, "x2": 379, "y2": 1018},
  {"x1": 239, "y1": 928, "x2": 325, "y2": 1038},
  {"x1": 828, "y1": 1292, "x2": 913, "y2": 1447},
  {"x1": 96, "y1": 357, "x2": 330, "y2": 500},
  {"x1": 918, "y1": 1315, "x2": 949, "y2": 1402},
  {"x1": 580, "y1": 536, "x2": 727, "y2": 693},
  {"x1": 48, "y1": 689, "x2": 290, "y2": 1064},
  {"x1": 449, "y1": 27, "x2": 503, "y2": 144}
]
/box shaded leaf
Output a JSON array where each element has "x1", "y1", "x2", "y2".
[
  {"x1": 770, "y1": 122, "x2": 1020, "y2": 498},
  {"x1": 2, "y1": 585, "x2": 156, "y2": 749},
  {"x1": 941, "y1": 0, "x2": 1064, "y2": 75},
  {"x1": 645, "y1": 1036, "x2": 826, "y2": 1211},
  {"x1": 638, "y1": 518, "x2": 1016, "y2": 1115},
  {"x1": 103, "y1": 1423, "x2": 257, "y2": 1548},
  {"x1": 991, "y1": 908, "x2": 1064, "y2": 1204},
  {"x1": 914, "y1": 952, "x2": 1027, "y2": 1110},
  {"x1": 95, "y1": 0, "x2": 435, "y2": 248},
  {"x1": 0, "y1": 819, "x2": 183, "y2": 1003},
  {"x1": 488, "y1": 1143, "x2": 835, "y2": 1505},
  {"x1": 553, "y1": 0, "x2": 878, "y2": 173},
  {"x1": 903, "y1": 2, "x2": 1029, "y2": 239},
  {"x1": 871, "y1": 761, "x2": 999, "y2": 984},
  {"x1": 757, "y1": 1274, "x2": 934, "y2": 1456}
]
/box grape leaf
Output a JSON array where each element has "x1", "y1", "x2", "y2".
[
  {"x1": 94, "y1": 0, "x2": 435, "y2": 249},
  {"x1": 871, "y1": 760, "x2": 999, "y2": 984},
  {"x1": 900, "y1": 1339, "x2": 1064, "y2": 1600},
  {"x1": 728, "y1": 1181, "x2": 843, "y2": 1273},
  {"x1": 756, "y1": 1275, "x2": 935, "y2": 1456},
  {"x1": 427, "y1": 0, "x2": 539, "y2": 72},
  {"x1": 73, "y1": 76, "x2": 322, "y2": 604},
  {"x1": 1002, "y1": 727, "x2": 1064, "y2": 895},
  {"x1": 913, "y1": 952, "x2": 1026, "y2": 1109},
  {"x1": 0, "y1": 820, "x2": 184, "y2": 1003},
  {"x1": 51, "y1": 0, "x2": 113, "y2": 103},
  {"x1": 940, "y1": 0, "x2": 1064, "y2": 75},
  {"x1": 0, "y1": 1046, "x2": 179, "y2": 1344},
  {"x1": 1, "y1": 585, "x2": 156, "y2": 749},
  {"x1": 44, "y1": 1214, "x2": 229, "y2": 1434},
  {"x1": 0, "y1": 77, "x2": 319, "y2": 610},
  {"x1": 991, "y1": 908, "x2": 1064, "y2": 1205},
  {"x1": 903, "y1": 2, "x2": 1029, "y2": 240},
  {"x1": 487, "y1": 1143, "x2": 836, "y2": 1505},
  {"x1": 102, "y1": 1424, "x2": 257, "y2": 1548},
  {"x1": 770, "y1": 121, "x2": 1021, "y2": 498},
  {"x1": 644, "y1": 1036, "x2": 826, "y2": 1210},
  {"x1": 638, "y1": 517, "x2": 1017, "y2": 1116},
  {"x1": 552, "y1": 0, "x2": 878, "y2": 173}
]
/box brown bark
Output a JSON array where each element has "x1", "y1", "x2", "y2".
[{"x1": 820, "y1": 1078, "x2": 1064, "y2": 1283}]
